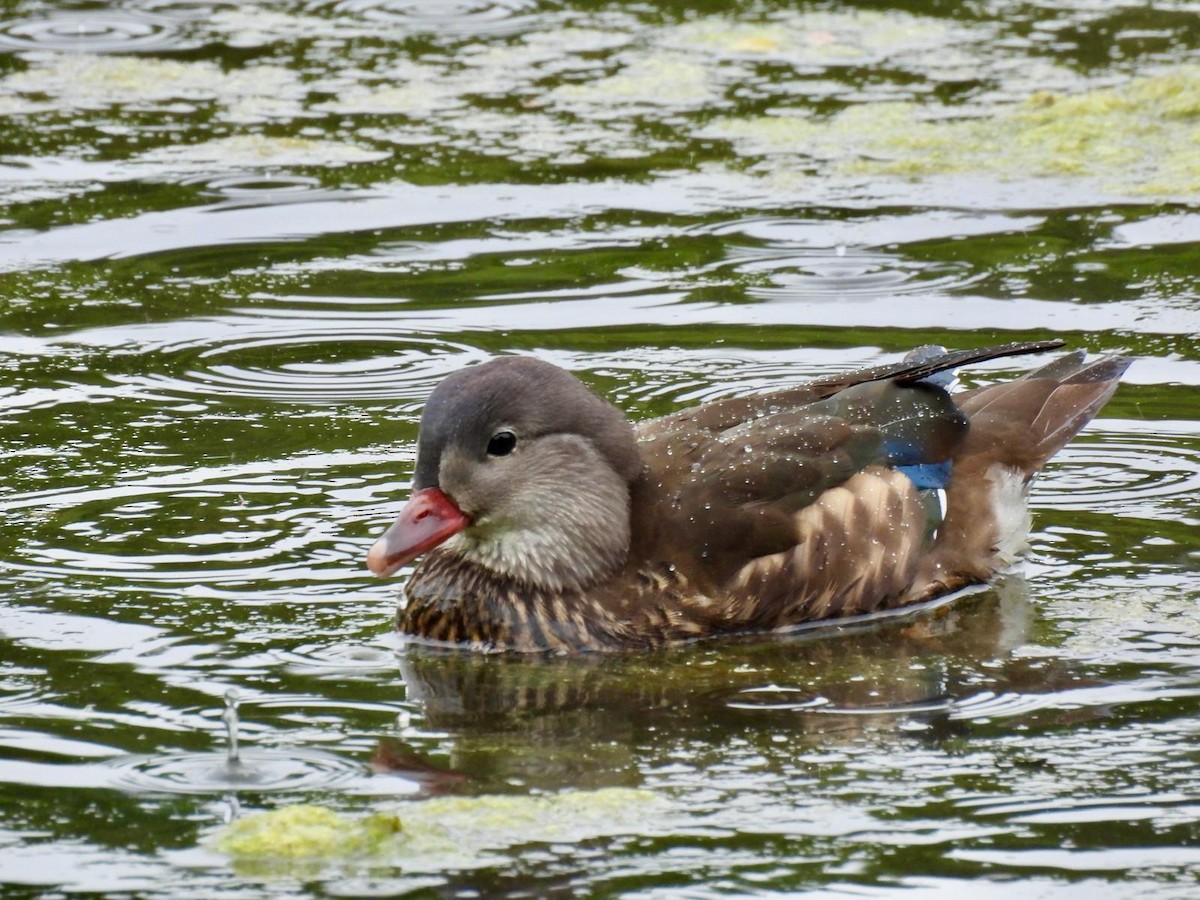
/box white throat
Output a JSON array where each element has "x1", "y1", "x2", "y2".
[{"x1": 440, "y1": 437, "x2": 635, "y2": 594}]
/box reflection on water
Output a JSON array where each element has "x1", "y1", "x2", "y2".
[
  {"x1": 0, "y1": 0, "x2": 1198, "y2": 894},
  {"x1": 396, "y1": 580, "x2": 1146, "y2": 780}
]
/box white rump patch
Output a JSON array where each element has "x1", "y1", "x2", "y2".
[{"x1": 987, "y1": 465, "x2": 1031, "y2": 565}]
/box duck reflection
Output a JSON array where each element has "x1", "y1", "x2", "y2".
[{"x1": 386, "y1": 577, "x2": 1093, "y2": 791}]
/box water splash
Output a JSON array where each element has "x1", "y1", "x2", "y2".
[
  {"x1": 103, "y1": 748, "x2": 367, "y2": 794},
  {"x1": 98, "y1": 690, "x2": 377, "y2": 795},
  {"x1": 221, "y1": 688, "x2": 241, "y2": 771}
]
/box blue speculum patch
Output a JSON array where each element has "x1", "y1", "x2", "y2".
[{"x1": 896, "y1": 460, "x2": 953, "y2": 491}]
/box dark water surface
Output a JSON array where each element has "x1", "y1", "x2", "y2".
[{"x1": 1, "y1": 0, "x2": 1199, "y2": 896}]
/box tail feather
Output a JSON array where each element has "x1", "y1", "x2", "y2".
[
  {"x1": 957, "y1": 353, "x2": 1132, "y2": 468},
  {"x1": 911, "y1": 351, "x2": 1131, "y2": 594}
]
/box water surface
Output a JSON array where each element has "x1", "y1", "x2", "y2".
[{"x1": 1, "y1": 0, "x2": 1198, "y2": 895}]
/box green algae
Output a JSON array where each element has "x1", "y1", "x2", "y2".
[
  {"x1": 9, "y1": 5, "x2": 1180, "y2": 193},
  {"x1": 218, "y1": 806, "x2": 403, "y2": 861},
  {"x1": 712, "y1": 65, "x2": 1200, "y2": 196},
  {"x1": 216, "y1": 788, "x2": 667, "y2": 876},
  {"x1": 666, "y1": 10, "x2": 960, "y2": 62},
  {"x1": 550, "y1": 55, "x2": 716, "y2": 112},
  {"x1": 135, "y1": 135, "x2": 388, "y2": 169},
  {"x1": 1, "y1": 56, "x2": 302, "y2": 116}
]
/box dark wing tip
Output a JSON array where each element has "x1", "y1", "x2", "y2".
[
  {"x1": 891, "y1": 340, "x2": 1067, "y2": 385},
  {"x1": 813, "y1": 340, "x2": 1067, "y2": 391}
]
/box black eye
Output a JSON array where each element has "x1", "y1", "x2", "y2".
[{"x1": 486, "y1": 431, "x2": 517, "y2": 457}]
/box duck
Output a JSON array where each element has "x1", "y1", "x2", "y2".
[{"x1": 366, "y1": 340, "x2": 1131, "y2": 653}]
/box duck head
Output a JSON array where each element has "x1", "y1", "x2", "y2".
[{"x1": 366, "y1": 357, "x2": 644, "y2": 592}]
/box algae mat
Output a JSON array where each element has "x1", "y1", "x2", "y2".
[
  {"x1": 216, "y1": 789, "x2": 668, "y2": 877},
  {"x1": 712, "y1": 65, "x2": 1200, "y2": 197}
]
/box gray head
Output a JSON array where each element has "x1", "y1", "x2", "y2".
[{"x1": 368, "y1": 357, "x2": 643, "y2": 592}]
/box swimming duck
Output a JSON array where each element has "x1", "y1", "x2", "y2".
[{"x1": 367, "y1": 341, "x2": 1130, "y2": 653}]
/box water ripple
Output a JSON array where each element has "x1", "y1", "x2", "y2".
[
  {"x1": 274, "y1": 640, "x2": 403, "y2": 677},
  {"x1": 724, "y1": 679, "x2": 1200, "y2": 722},
  {"x1": 0, "y1": 10, "x2": 179, "y2": 53},
  {"x1": 103, "y1": 748, "x2": 364, "y2": 794},
  {"x1": 109, "y1": 331, "x2": 490, "y2": 404},
  {"x1": 958, "y1": 792, "x2": 1200, "y2": 827},
  {"x1": 1, "y1": 449, "x2": 396, "y2": 591},
  {"x1": 736, "y1": 248, "x2": 985, "y2": 302},
  {"x1": 187, "y1": 174, "x2": 329, "y2": 208},
  {"x1": 1035, "y1": 424, "x2": 1200, "y2": 518},
  {"x1": 308, "y1": 0, "x2": 536, "y2": 36},
  {"x1": 724, "y1": 686, "x2": 837, "y2": 713},
  {"x1": 133, "y1": 0, "x2": 238, "y2": 18},
  {"x1": 728, "y1": 686, "x2": 953, "y2": 718}
]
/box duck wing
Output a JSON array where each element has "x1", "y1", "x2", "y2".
[
  {"x1": 644, "y1": 339, "x2": 1064, "y2": 438},
  {"x1": 634, "y1": 371, "x2": 981, "y2": 591},
  {"x1": 630, "y1": 341, "x2": 1128, "y2": 635}
]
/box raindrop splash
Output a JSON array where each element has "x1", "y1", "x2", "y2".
[
  {"x1": 100, "y1": 692, "x2": 370, "y2": 794},
  {"x1": 221, "y1": 688, "x2": 241, "y2": 771}
]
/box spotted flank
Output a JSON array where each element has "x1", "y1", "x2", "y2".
[{"x1": 728, "y1": 467, "x2": 927, "y2": 625}]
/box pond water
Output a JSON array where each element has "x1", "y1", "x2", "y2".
[{"x1": 1, "y1": 0, "x2": 1199, "y2": 895}]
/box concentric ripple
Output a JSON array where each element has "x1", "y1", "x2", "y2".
[
  {"x1": 111, "y1": 331, "x2": 491, "y2": 404},
  {"x1": 946, "y1": 690, "x2": 1061, "y2": 720},
  {"x1": 274, "y1": 640, "x2": 403, "y2": 677},
  {"x1": 103, "y1": 748, "x2": 363, "y2": 794},
  {"x1": 1034, "y1": 426, "x2": 1200, "y2": 517},
  {"x1": 738, "y1": 248, "x2": 984, "y2": 302},
  {"x1": 726, "y1": 686, "x2": 952, "y2": 716},
  {"x1": 132, "y1": 0, "x2": 238, "y2": 18},
  {"x1": 1, "y1": 446, "x2": 395, "y2": 591},
  {"x1": 723, "y1": 686, "x2": 834, "y2": 712},
  {"x1": 957, "y1": 791, "x2": 1200, "y2": 827},
  {"x1": 188, "y1": 174, "x2": 329, "y2": 207},
  {"x1": 0, "y1": 10, "x2": 178, "y2": 52},
  {"x1": 309, "y1": 0, "x2": 536, "y2": 36}
]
